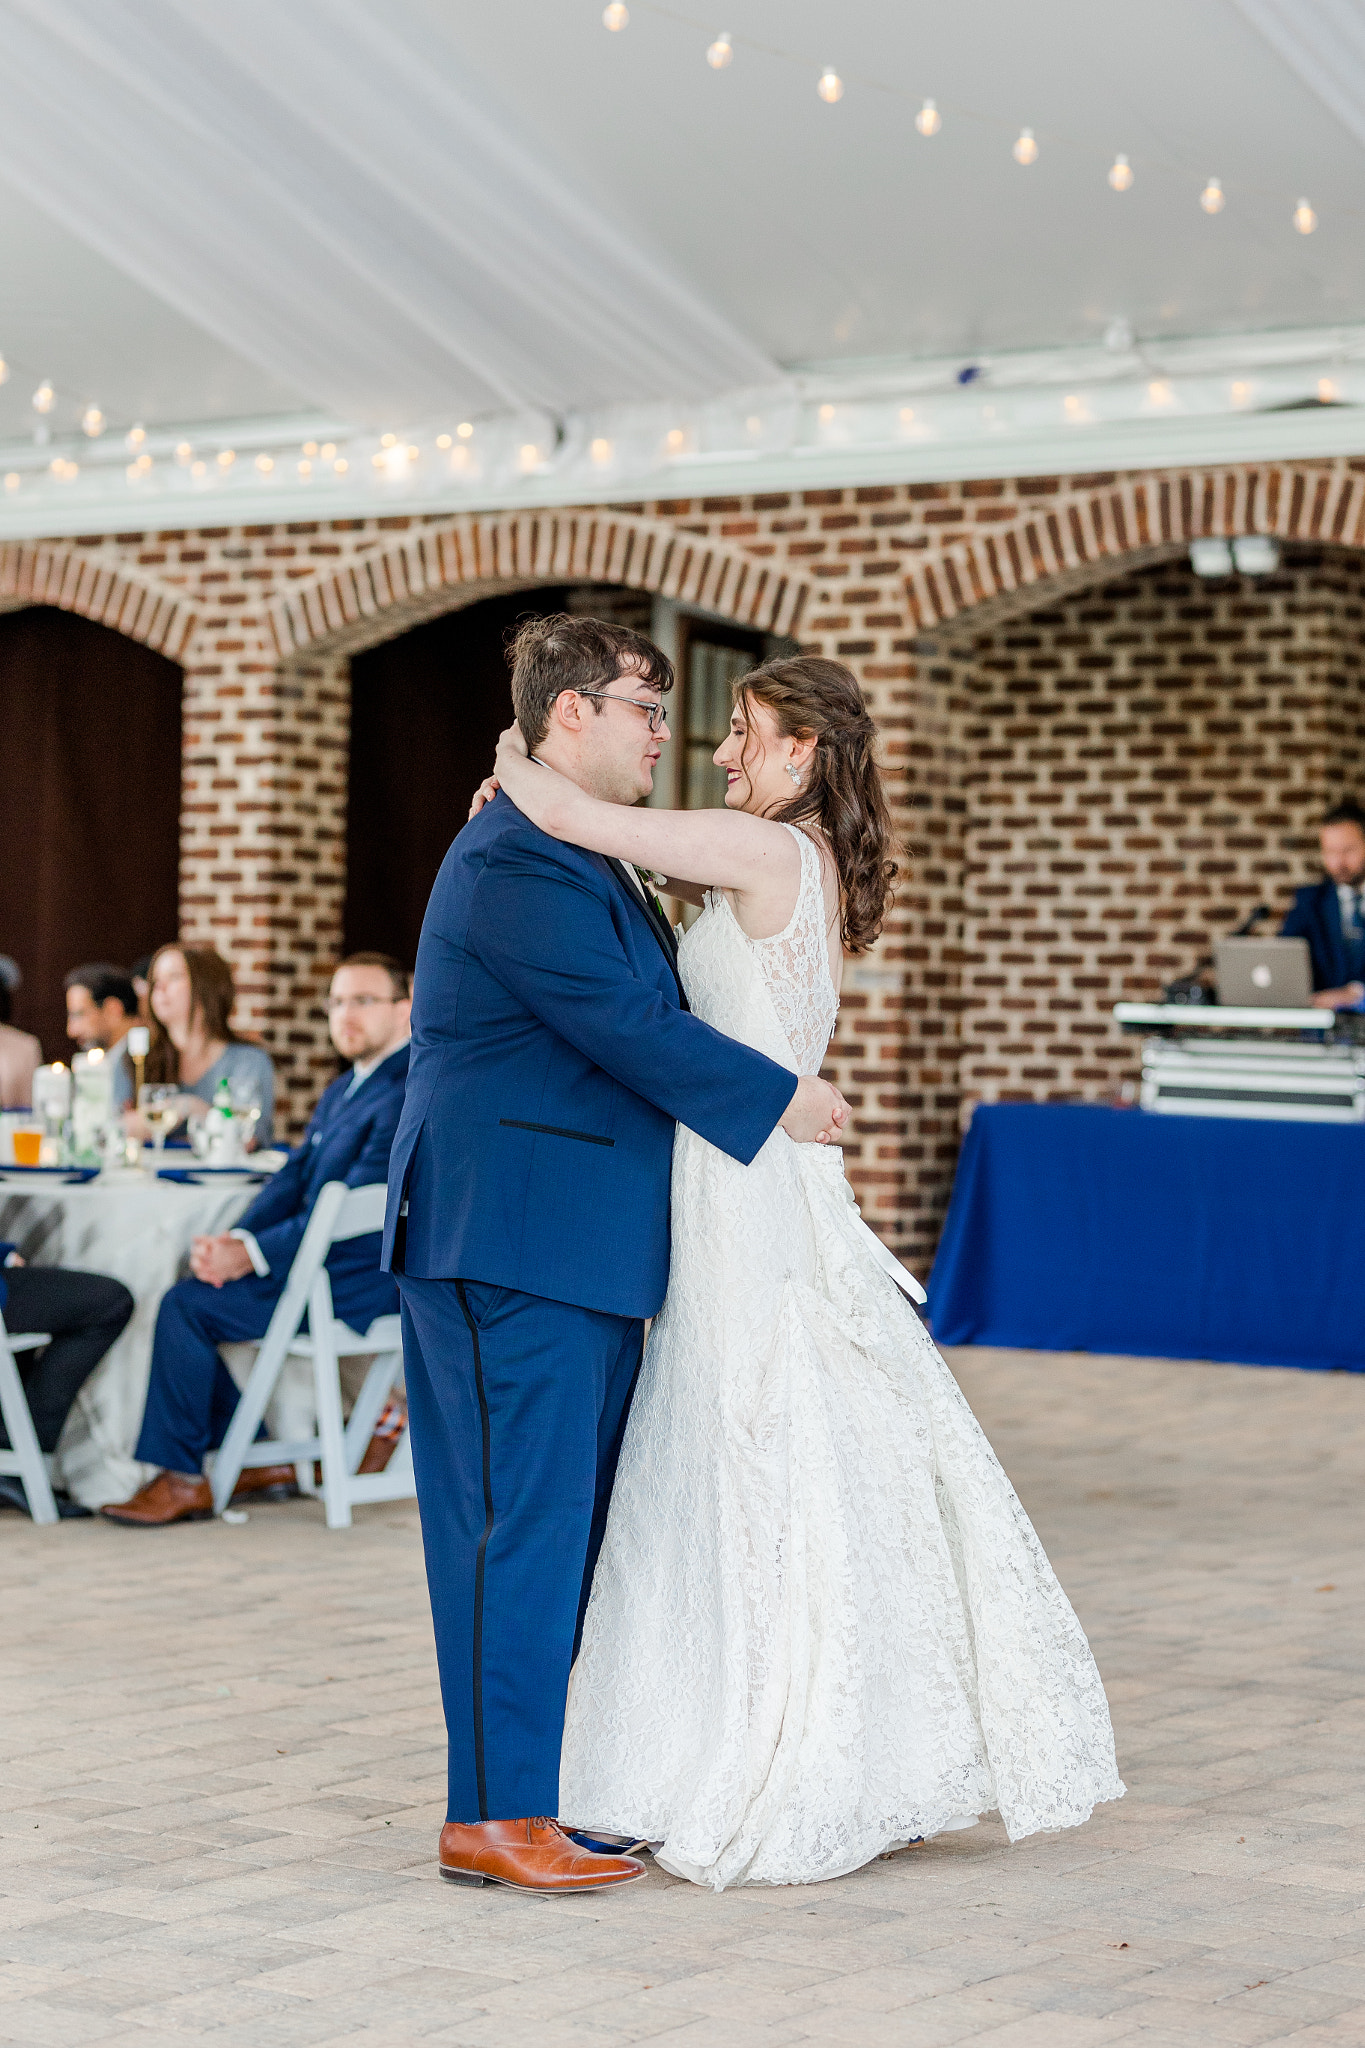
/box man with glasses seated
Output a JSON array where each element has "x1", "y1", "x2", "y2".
[{"x1": 101, "y1": 953, "x2": 412, "y2": 1526}]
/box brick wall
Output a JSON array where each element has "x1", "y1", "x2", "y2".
[{"x1": 6, "y1": 458, "x2": 1363, "y2": 1268}]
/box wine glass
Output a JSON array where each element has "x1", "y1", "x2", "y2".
[{"x1": 139, "y1": 1083, "x2": 182, "y2": 1169}]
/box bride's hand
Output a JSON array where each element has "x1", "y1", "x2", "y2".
[
  {"x1": 495, "y1": 721, "x2": 529, "y2": 767},
  {"x1": 468, "y1": 774, "x2": 500, "y2": 820}
]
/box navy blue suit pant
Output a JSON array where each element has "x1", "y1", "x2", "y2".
[{"x1": 397, "y1": 1274, "x2": 642, "y2": 1825}]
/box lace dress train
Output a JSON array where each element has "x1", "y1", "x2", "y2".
[{"x1": 559, "y1": 828, "x2": 1124, "y2": 1888}]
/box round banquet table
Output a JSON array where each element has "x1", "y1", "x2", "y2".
[{"x1": 0, "y1": 1169, "x2": 260, "y2": 1506}]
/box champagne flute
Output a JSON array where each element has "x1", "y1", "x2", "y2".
[{"x1": 139, "y1": 1083, "x2": 182, "y2": 1169}]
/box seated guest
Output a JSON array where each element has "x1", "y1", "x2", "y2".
[
  {"x1": 65, "y1": 964, "x2": 140, "y2": 1100},
  {"x1": 101, "y1": 953, "x2": 412, "y2": 1526},
  {"x1": 121, "y1": 944, "x2": 276, "y2": 1142},
  {"x1": 1283, "y1": 800, "x2": 1365, "y2": 1010},
  {"x1": 0, "y1": 956, "x2": 41, "y2": 1109},
  {"x1": 0, "y1": 1243, "x2": 133, "y2": 1514}
]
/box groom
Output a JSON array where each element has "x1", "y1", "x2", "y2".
[{"x1": 384, "y1": 613, "x2": 848, "y2": 1895}]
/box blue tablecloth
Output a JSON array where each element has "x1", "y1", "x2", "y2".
[{"x1": 929, "y1": 1103, "x2": 1362, "y2": 1372}]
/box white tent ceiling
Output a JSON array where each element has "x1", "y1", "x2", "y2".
[{"x1": 0, "y1": 0, "x2": 1364, "y2": 533}]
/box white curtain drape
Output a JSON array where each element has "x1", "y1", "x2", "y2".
[{"x1": 0, "y1": 0, "x2": 775, "y2": 426}]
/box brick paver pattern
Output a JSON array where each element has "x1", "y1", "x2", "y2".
[{"x1": 4, "y1": 1348, "x2": 1365, "y2": 2047}]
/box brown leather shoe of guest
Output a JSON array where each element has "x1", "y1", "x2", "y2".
[
  {"x1": 100, "y1": 1470, "x2": 213, "y2": 1526},
  {"x1": 229, "y1": 1463, "x2": 300, "y2": 1502},
  {"x1": 355, "y1": 1430, "x2": 397, "y2": 1475},
  {"x1": 438, "y1": 1817, "x2": 646, "y2": 1895}
]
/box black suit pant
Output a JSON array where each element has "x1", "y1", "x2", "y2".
[{"x1": 2, "y1": 1268, "x2": 135, "y2": 1452}]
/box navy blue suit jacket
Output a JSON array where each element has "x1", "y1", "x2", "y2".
[
  {"x1": 1282, "y1": 879, "x2": 1353, "y2": 991},
  {"x1": 240, "y1": 1042, "x2": 410, "y2": 1327},
  {"x1": 383, "y1": 794, "x2": 798, "y2": 1319}
]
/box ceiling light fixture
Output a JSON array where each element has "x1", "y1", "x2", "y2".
[
  {"x1": 707, "y1": 31, "x2": 732, "y2": 68},
  {"x1": 1293, "y1": 198, "x2": 1317, "y2": 235},
  {"x1": 1013, "y1": 128, "x2": 1038, "y2": 165},
  {"x1": 1200, "y1": 177, "x2": 1225, "y2": 214},
  {"x1": 817, "y1": 66, "x2": 843, "y2": 103},
  {"x1": 915, "y1": 98, "x2": 941, "y2": 137},
  {"x1": 1108, "y1": 154, "x2": 1133, "y2": 192}
]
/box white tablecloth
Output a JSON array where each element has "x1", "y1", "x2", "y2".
[{"x1": 0, "y1": 1172, "x2": 257, "y2": 1506}]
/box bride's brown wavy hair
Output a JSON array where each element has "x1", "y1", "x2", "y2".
[{"x1": 733, "y1": 655, "x2": 897, "y2": 953}]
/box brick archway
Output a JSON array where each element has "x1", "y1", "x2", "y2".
[
  {"x1": 0, "y1": 539, "x2": 198, "y2": 657},
  {"x1": 904, "y1": 460, "x2": 1365, "y2": 631},
  {"x1": 263, "y1": 507, "x2": 814, "y2": 659}
]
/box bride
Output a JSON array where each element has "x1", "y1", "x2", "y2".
[{"x1": 482, "y1": 652, "x2": 1123, "y2": 1890}]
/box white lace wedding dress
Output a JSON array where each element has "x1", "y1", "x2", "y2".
[{"x1": 560, "y1": 826, "x2": 1124, "y2": 1888}]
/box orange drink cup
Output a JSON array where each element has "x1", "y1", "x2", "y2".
[{"x1": 12, "y1": 1128, "x2": 42, "y2": 1166}]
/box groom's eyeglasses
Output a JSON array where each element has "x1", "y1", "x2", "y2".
[{"x1": 577, "y1": 689, "x2": 667, "y2": 733}]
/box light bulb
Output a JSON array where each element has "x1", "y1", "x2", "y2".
[
  {"x1": 1108, "y1": 154, "x2": 1133, "y2": 192},
  {"x1": 126, "y1": 424, "x2": 146, "y2": 449},
  {"x1": 175, "y1": 440, "x2": 193, "y2": 465},
  {"x1": 32, "y1": 381, "x2": 54, "y2": 414},
  {"x1": 602, "y1": 2, "x2": 628, "y2": 28},
  {"x1": 1319, "y1": 377, "x2": 1339, "y2": 402},
  {"x1": 436, "y1": 433, "x2": 452, "y2": 449},
  {"x1": 817, "y1": 66, "x2": 843, "y2": 104},
  {"x1": 381, "y1": 432, "x2": 397, "y2": 447},
  {"x1": 0, "y1": 359, "x2": 9, "y2": 386},
  {"x1": 915, "y1": 98, "x2": 941, "y2": 137},
  {"x1": 1013, "y1": 128, "x2": 1038, "y2": 166},
  {"x1": 136, "y1": 453, "x2": 152, "y2": 472},
  {"x1": 707, "y1": 31, "x2": 732, "y2": 68},
  {"x1": 298, "y1": 459, "x2": 312, "y2": 477},
  {"x1": 216, "y1": 449, "x2": 235, "y2": 468},
  {"x1": 745, "y1": 414, "x2": 762, "y2": 434},
  {"x1": 81, "y1": 406, "x2": 104, "y2": 437},
  {"x1": 255, "y1": 453, "x2": 274, "y2": 473},
  {"x1": 334, "y1": 457, "x2": 348, "y2": 474},
  {"x1": 519, "y1": 443, "x2": 540, "y2": 469},
  {"x1": 1294, "y1": 198, "x2": 1317, "y2": 235},
  {"x1": 899, "y1": 406, "x2": 915, "y2": 425},
  {"x1": 1200, "y1": 177, "x2": 1224, "y2": 214},
  {"x1": 302, "y1": 440, "x2": 318, "y2": 456},
  {"x1": 1148, "y1": 379, "x2": 1173, "y2": 405},
  {"x1": 190, "y1": 460, "x2": 206, "y2": 477},
  {"x1": 1231, "y1": 380, "x2": 1251, "y2": 405},
  {"x1": 457, "y1": 421, "x2": 474, "y2": 439},
  {"x1": 665, "y1": 427, "x2": 686, "y2": 452},
  {"x1": 4, "y1": 472, "x2": 18, "y2": 492},
  {"x1": 590, "y1": 437, "x2": 613, "y2": 465},
  {"x1": 450, "y1": 445, "x2": 470, "y2": 471},
  {"x1": 1063, "y1": 394, "x2": 1083, "y2": 418},
  {"x1": 320, "y1": 442, "x2": 336, "y2": 459}
]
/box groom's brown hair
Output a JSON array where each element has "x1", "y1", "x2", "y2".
[{"x1": 507, "y1": 613, "x2": 674, "y2": 749}]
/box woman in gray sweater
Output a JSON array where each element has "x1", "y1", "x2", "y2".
[{"x1": 117, "y1": 945, "x2": 275, "y2": 1145}]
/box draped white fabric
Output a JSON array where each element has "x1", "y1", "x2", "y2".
[
  {"x1": 0, "y1": 0, "x2": 774, "y2": 426},
  {"x1": 1232, "y1": 0, "x2": 1365, "y2": 148}
]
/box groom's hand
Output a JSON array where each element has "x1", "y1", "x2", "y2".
[{"x1": 779, "y1": 1075, "x2": 850, "y2": 1146}]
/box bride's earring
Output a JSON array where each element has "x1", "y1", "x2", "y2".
[{"x1": 786, "y1": 762, "x2": 802, "y2": 785}]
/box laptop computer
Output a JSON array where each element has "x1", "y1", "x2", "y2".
[{"x1": 1214, "y1": 936, "x2": 1314, "y2": 1008}]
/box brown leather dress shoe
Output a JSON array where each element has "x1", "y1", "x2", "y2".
[
  {"x1": 438, "y1": 1817, "x2": 646, "y2": 1895},
  {"x1": 229, "y1": 1463, "x2": 300, "y2": 1502},
  {"x1": 100, "y1": 1470, "x2": 213, "y2": 1526}
]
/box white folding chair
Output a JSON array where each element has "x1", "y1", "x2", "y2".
[
  {"x1": 208, "y1": 1182, "x2": 412, "y2": 1529},
  {"x1": 0, "y1": 1309, "x2": 59, "y2": 1525}
]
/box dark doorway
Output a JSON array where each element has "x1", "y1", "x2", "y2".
[
  {"x1": 0, "y1": 605, "x2": 182, "y2": 1061},
  {"x1": 344, "y1": 587, "x2": 571, "y2": 969}
]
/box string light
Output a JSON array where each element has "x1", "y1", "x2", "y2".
[
  {"x1": 126, "y1": 423, "x2": 146, "y2": 449},
  {"x1": 817, "y1": 66, "x2": 843, "y2": 103},
  {"x1": 519, "y1": 442, "x2": 540, "y2": 470},
  {"x1": 298, "y1": 459, "x2": 312, "y2": 477},
  {"x1": 707, "y1": 31, "x2": 732, "y2": 69},
  {"x1": 175, "y1": 440, "x2": 193, "y2": 465},
  {"x1": 49, "y1": 456, "x2": 77, "y2": 480},
  {"x1": 457, "y1": 421, "x2": 474, "y2": 439},
  {"x1": 31, "y1": 381, "x2": 54, "y2": 414},
  {"x1": 1108, "y1": 154, "x2": 1133, "y2": 192},
  {"x1": 1294, "y1": 198, "x2": 1317, "y2": 235},
  {"x1": 1231, "y1": 380, "x2": 1251, "y2": 404},
  {"x1": 1148, "y1": 379, "x2": 1173, "y2": 405},
  {"x1": 334, "y1": 457, "x2": 348, "y2": 474},
  {"x1": 665, "y1": 427, "x2": 686, "y2": 452},
  {"x1": 745, "y1": 413, "x2": 762, "y2": 433},
  {"x1": 602, "y1": 2, "x2": 628, "y2": 28},
  {"x1": 190, "y1": 459, "x2": 206, "y2": 477},
  {"x1": 3, "y1": 473, "x2": 18, "y2": 492},
  {"x1": 1201, "y1": 177, "x2": 1225, "y2": 214},
  {"x1": 1013, "y1": 128, "x2": 1038, "y2": 165},
  {"x1": 590, "y1": 436, "x2": 613, "y2": 465},
  {"x1": 915, "y1": 99, "x2": 940, "y2": 137},
  {"x1": 0, "y1": 359, "x2": 9, "y2": 386},
  {"x1": 216, "y1": 449, "x2": 235, "y2": 469},
  {"x1": 251, "y1": 453, "x2": 272, "y2": 473},
  {"x1": 321, "y1": 442, "x2": 336, "y2": 459},
  {"x1": 381, "y1": 432, "x2": 397, "y2": 447},
  {"x1": 1319, "y1": 377, "x2": 1338, "y2": 402},
  {"x1": 899, "y1": 406, "x2": 915, "y2": 425},
  {"x1": 80, "y1": 405, "x2": 104, "y2": 437},
  {"x1": 436, "y1": 433, "x2": 453, "y2": 449}
]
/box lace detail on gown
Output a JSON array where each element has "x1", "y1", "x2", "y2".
[{"x1": 559, "y1": 817, "x2": 1124, "y2": 1888}]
